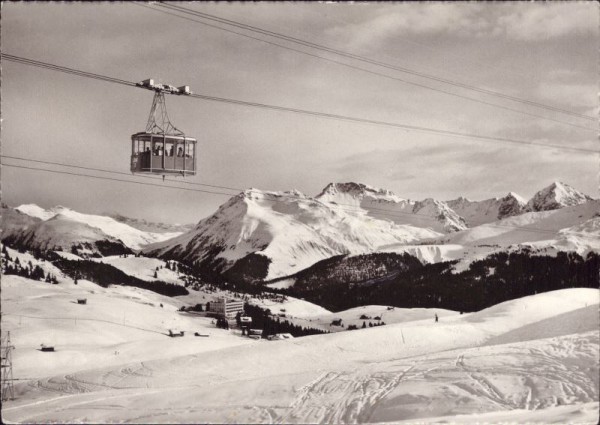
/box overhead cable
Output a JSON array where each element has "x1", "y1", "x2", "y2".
[
  {"x1": 154, "y1": 2, "x2": 596, "y2": 122},
  {"x1": 134, "y1": 3, "x2": 595, "y2": 132},
  {"x1": 2, "y1": 52, "x2": 596, "y2": 154}
]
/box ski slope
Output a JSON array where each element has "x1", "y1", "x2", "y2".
[
  {"x1": 2, "y1": 278, "x2": 598, "y2": 424},
  {"x1": 280, "y1": 304, "x2": 459, "y2": 333},
  {"x1": 0, "y1": 275, "x2": 255, "y2": 380},
  {"x1": 89, "y1": 255, "x2": 186, "y2": 285}
]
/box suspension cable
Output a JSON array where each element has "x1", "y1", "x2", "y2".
[{"x1": 2, "y1": 52, "x2": 596, "y2": 154}]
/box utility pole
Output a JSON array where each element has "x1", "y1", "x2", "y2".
[{"x1": 1, "y1": 331, "x2": 15, "y2": 401}]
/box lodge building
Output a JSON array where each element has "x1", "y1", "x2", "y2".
[{"x1": 208, "y1": 298, "x2": 244, "y2": 319}]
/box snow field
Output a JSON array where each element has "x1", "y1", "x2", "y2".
[
  {"x1": 3, "y1": 247, "x2": 68, "y2": 283},
  {"x1": 249, "y1": 295, "x2": 331, "y2": 317},
  {"x1": 1, "y1": 275, "x2": 256, "y2": 380},
  {"x1": 89, "y1": 255, "x2": 187, "y2": 285},
  {"x1": 2, "y1": 283, "x2": 598, "y2": 423},
  {"x1": 280, "y1": 304, "x2": 459, "y2": 333}
]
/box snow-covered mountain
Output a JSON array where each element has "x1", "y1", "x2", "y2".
[
  {"x1": 447, "y1": 192, "x2": 527, "y2": 226},
  {"x1": 15, "y1": 203, "x2": 57, "y2": 221},
  {"x1": 1, "y1": 203, "x2": 42, "y2": 240},
  {"x1": 316, "y1": 182, "x2": 467, "y2": 233},
  {"x1": 525, "y1": 181, "x2": 592, "y2": 212},
  {"x1": 3, "y1": 213, "x2": 131, "y2": 257},
  {"x1": 108, "y1": 213, "x2": 194, "y2": 234},
  {"x1": 442, "y1": 200, "x2": 600, "y2": 248},
  {"x1": 142, "y1": 188, "x2": 442, "y2": 280},
  {"x1": 5, "y1": 181, "x2": 595, "y2": 280},
  {"x1": 13, "y1": 204, "x2": 182, "y2": 250}
]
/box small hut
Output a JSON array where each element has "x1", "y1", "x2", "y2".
[
  {"x1": 168, "y1": 329, "x2": 184, "y2": 337},
  {"x1": 77, "y1": 298, "x2": 87, "y2": 305},
  {"x1": 248, "y1": 329, "x2": 262, "y2": 340}
]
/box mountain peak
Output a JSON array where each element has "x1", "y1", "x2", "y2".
[
  {"x1": 316, "y1": 182, "x2": 399, "y2": 200},
  {"x1": 505, "y1": 192, "x2": 527, "y2": 205},
  {"x1": 526, "y1": 182, "x2": 591, "y2": 212},
  {"x1": 15, "y1": 204, "x2": 56, "y2": 221}
]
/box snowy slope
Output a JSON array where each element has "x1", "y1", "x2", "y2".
[
  {"x1": 433, "y1": 200, "x2": 600, "y2": 271},
  {"x1": 143, "y1": 189, "x2": 442, "y2": 280},
  {"x1": 15, "y1": 203, "x2": 57, "y2": 220},
  {"x1": 525, "y1": 181, "x2": 593, "y2": 212},
  {"x1": 0, "y1": 274, "x2": 255, "y2": 380},
  {"x1": 3, "y1": 213, "x2": 131, "y2": 256},
  {"x1": 3, "y1": 287, "x2": 597, "y2": 424},
  {"x1": 2, "y1": 246, "x2": 69, "y2": 283},
  {"x1": 89, "y1": 255, "x2": 187, "y2": 285},
  {"x1": 108, "y1": 213, "x2": 195, "y2": 233},
  {"x1": 283, "y1": 304, "x2": 460, "y2": 333},
  {"x1": 13, "y1": 204, "x2": 182, "y2": 250},
  {"x1": 442, "y1": 200, "x2": 600, "y2": 248},
  {"x1": 518, "y1": 215, "x2": 600, "y2": 256},
  {"x1": 250, "y1": 294, "x2": 331, "y2": 317},
  {"x1": 1, "y1": 203, "x2": 41, "y2": 240}
]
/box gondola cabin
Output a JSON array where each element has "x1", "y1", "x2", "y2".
[
  {"x1": 132, "y1": 79, "x2": 197, "y2": 177},
  {"x1": 131, "y1": 133, "x2": 196, "y2": 176}
]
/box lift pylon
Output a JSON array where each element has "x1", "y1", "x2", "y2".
[{"x1": 1, "y1": 331, "x2": 15, "y2": 401}]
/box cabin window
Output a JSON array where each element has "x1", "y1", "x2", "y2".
[
  {"x1": 176, "y1": 142, "x2": 184, "y2": 157},
  {"x1": 186, "y1": 142, "x2": 194, "y2": 158},
  {"x1": 153, "y1": 140, "x2": 164, "y2": 156},
  {"x1": 165, "y1": 141, "x2": 175, "y2": 157}
]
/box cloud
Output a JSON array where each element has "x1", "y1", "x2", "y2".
[
  {"x1": 333, "y1": 139, "x2": 597, "y2": 201},
  {"x1": 326, "y1": 3, "x2": 487, "y2": 48},
  {"x1": 327, "y1": 3, "x2": 597, "y2": 51},
  {"x1": 536, "y1": 82, "x2": 597, "y2": 110},
  {"x1": 493, "y1": 3, "x2": 598, "y2": 41}
]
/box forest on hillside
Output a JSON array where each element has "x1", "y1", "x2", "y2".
[{"x1": 277, "y1": 251, "x2": 600, "y2": 312}]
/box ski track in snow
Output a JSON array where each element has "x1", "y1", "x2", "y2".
[
  {"x1": 2, "y1": 282, "x2": 598, "y2": 424},
  {"x1": 5, "y1": 332, "x2": 598, "y2": 424}
]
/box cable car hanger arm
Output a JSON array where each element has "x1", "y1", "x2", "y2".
[{"x1": 136, "y1": 78, "x2": 192, "y2": 96}]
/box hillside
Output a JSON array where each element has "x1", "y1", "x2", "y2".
[
  {"x1": 13, "y1": 204, "x2": 182, "y2": 251},
  {"x1": 3, "y1": 214, "x2": 132, "y2": 257},
  {"x1": 108, "y1": 213, "x2": 195, "y2": 234},
  {"x1": 443, "y1": 200, "x2": 598, "y2": 245},
  {"x1": 280, "y1": 250, "x2": 599, "y2": 312},
  {"x1": 0, "y1": 203, "x2": 42, "y2": 240},
  {"x1": 3, "y1": 282, "x2": 597, "y2": 423}
]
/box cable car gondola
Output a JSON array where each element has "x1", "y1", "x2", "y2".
[{"x1": 131, "y1": 79, "x2": 196, "y2": 177}]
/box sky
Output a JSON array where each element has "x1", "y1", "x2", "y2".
[{"x1": 2, "y1": 2, "x2": 598, "y2": 224}]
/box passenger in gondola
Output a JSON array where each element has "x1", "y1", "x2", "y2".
[
  {"x1": 177, "y1": 147, "x2": 183, "y2": 157},
  {"x1": 168, "y1": 146, "x2": 174, "y2": 157}
]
